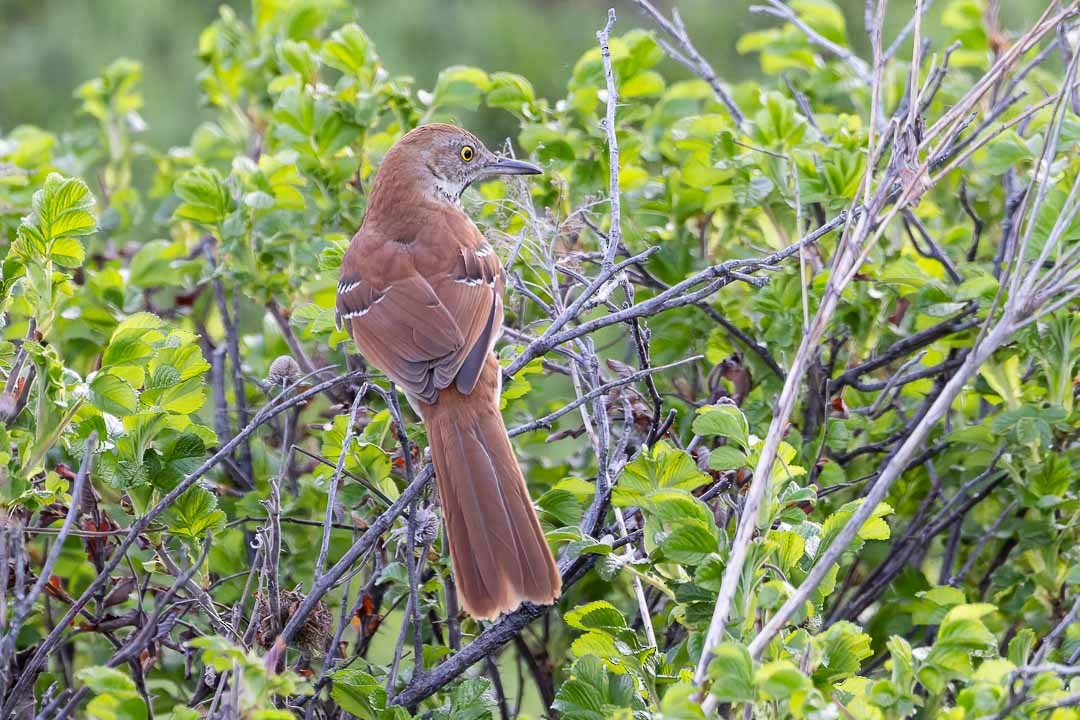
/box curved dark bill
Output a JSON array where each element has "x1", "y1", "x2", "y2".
[{"x1": 486, "y1": 157, "x2": 542, "y2": 175}]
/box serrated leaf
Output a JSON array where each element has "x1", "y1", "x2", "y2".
[
  {"x1": 707, "y1": 642, "x2": 755, "y2": 703},
  {"x1": 814, "y1": 621, "x2": 872, "y2": 684},
  {"x1": 571, "y1": 631, "x2": 621, "y2": 664},
  {"x1": 322, "y1": 23, "x2": 375, "y2": 77},
  {"x1": 708, "y1": 445, "x2": 747, "y2": 471},
  {"x1": 770, "y1": 530, "x2": 806, "y2": 573},
  {"x1": 174, "y1": 167, "x2": 232, "y2": 225},
  {"x1": 613, "y1": 441, "x2": 708, "y2": 506},
  {"x1": 486, "y1": 72, "x2": 535, "y2": 112},
  {"x1": 564, "y1": 601, "x2": 627, "y2": 633},
  {"x1": 429, "y1": 65, "x2": 491, "y2": 110},
  {"x1": 91, "y1": 374, "x2": 139, "y2": 417},
  {"x1": 77, "y1": 666, "x2": 137, "y2": 695},
  {"x1": 552, "y1": 655, "x2": 645, "y2": 720},
  {"x1": 756, "y1": 660, "x2": 811, "y2": 701},
  {"x1": 50, "y1": 236, "x2": 86, "y2": 267},
  {"x1": 662, "y1": 520, "x2": 719, "y2": 564},
  {"x1": 642, "y1": 489, "x2": 711, "y2": 525},
  {"x1": 102, "y1": 335, "x2": 153, "y2": 369},
  {"x1": 165, "y1": 486, "x2": 225, "y2": 538},
  {"x1": 330, "y1": 669, "x2": 386, "y2": 720},
  {"x1": 692, "y1": 404, "x2": 749, "y2": 448},
  {"x1": 23, "y1": 174, "x2": 98, "y2": 243},
  {"x1": 164, "y1": 433, "x2": 206, "y2": 477},
  {"x1": 146, "y1": 377, "x2": 206, "y2": 415},
  {"x1": 539, "y1": 488, "x2": 584, "y2": 525}
]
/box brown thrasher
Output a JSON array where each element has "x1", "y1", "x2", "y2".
[{"x1": 337, "y1": 124, "x2": 561, "y2": 619}]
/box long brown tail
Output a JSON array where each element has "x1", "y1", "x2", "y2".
[{"x1": 419, "y1": 355, "x2": 561, "y2": 620}]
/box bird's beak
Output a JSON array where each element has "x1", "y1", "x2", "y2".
[{"x1": 484, "y1": 157, "x2": 543, "y2": 176}]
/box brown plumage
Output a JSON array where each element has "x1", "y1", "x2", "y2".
[{"x1": 337, "y1": 123, "x2": 561, "y2": 619}]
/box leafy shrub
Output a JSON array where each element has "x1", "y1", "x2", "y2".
[{"x1": 0, "y1": 0, "x2": 1077, "y2": 719}]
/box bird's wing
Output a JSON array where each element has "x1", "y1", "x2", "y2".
[{"x1": 337, "y1": 217, "x2": 503, "y2": 403}]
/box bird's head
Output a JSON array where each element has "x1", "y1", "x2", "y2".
[{"x1": 373, "y1": 123, "x2": 541, "y2": 206}]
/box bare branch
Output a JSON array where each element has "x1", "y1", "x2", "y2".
[
  {"x1": 749, "y1": 0, "x2": 872, "y2": 83},
  {"x1": 630, "y1": 0, "x2": 746, "y2": 124},
  {"x1": 314, "y1": 387, "x2": 368, "y2": 581}
]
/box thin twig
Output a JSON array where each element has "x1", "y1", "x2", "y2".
[
  {"x1": 314, "y1": 387, "x2": 368, "y2": 581},
  {"x1": 630, "y1": 0, "x2": 746, "y2": 124}
]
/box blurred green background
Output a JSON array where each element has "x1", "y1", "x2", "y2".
[{"x1": 0, "y1": 0, "x2": 1046, "y2": 148}]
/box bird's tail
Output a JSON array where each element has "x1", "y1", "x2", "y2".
[{"x1": 419, "y1": 355, "x2": 561, "y2": 620}]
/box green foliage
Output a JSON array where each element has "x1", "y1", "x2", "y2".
[
  {"x1": 78, "y1": 666, "x2": 148, "y2": 720},
  {"x1": 1, "y1": 0, "x2": 1077, "y2": 718}
]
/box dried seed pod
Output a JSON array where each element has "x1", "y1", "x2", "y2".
[
  {"x1": 413, "y1": 504, "x2": 441, "y2": 547},
  {"x1": 267, "y1": 355, "x2": 302, "y2": 387},
  {"x1": 391, "y1": 504, "x2": 440, "y2": 548}
]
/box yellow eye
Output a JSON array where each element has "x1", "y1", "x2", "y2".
[{"x1": 460, "y1": 145, "x2": 475, "y2": 162}]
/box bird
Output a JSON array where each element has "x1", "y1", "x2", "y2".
[{"x1": 336, "y1": 123, "x2": 561, "y2": 619}]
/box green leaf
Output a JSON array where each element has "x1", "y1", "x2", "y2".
[
  {"x1": 22, "y1": 174, "x2": 98, "y2": 244},
  {"x1": 553, "y1": 655, "x2": 644, "y2": 720},
  {"x1": 91, "y1": 374, "x2": 139, "y2": 417},
  {"x1": 154, "y1": 377, "x2": 207, "y2": 414},
  {"x1": 322, "y1": 23, "x2": 376, "y2": 77},
  {"x1": 708, "y1": 445, "x2": 747, "y2": 471},
  {"x1": 165, "y1": 486, "x2": 226, "y2": 538},
  {"x1": 661, "y1": 520, "x2": 719, "y2": 564},
  {"x1": 612, "y1": 441, "x2": 709, "y2": 506},
  {"x1": 752, "y1": 92, "x2": 808, "y2": 148},
  {"x1": 486, "y1": 72, "x2": 536, "y2": 112},
  {"x1": 50, "y1": 236, "x2": 86, "y2": 267},
  {"x1": 129, "y1": 239, "x2": 190, "y2": 288},
  {"x1": 436, "y1": 678, "x2": 496, "y2": 720},
  {"x1": 820, "y1": 500, "x2": 894, "y2": 552},
  {"x1": 164, "y1": 433, "x2": 207, "y2": 477},
  {"x1": 733, "y1": 174, "x2": 774, "y2": 205},
  {"x1": 565, "y1": 601, "x2": 627, "y2": 633},
  {"x1": 428, "y1": 66, "x2": 491, "y2": 110},
  {"x1": 813, "y1": 621, "x2": 872, "y2": 684},
  {"x1": 330, "y1": 669, "x2": 387, "y2": 720},
  {"x1": 643, "y1": 490, "x2": 712, "y2": 525},
  {"x1": 1007, "y1": 628, "x2": 1036, "y2": 666},
  {"x1": 692, "y1": 404, "x2": 749, "y2": 448},
  {"x1": 921, "y1": 603, "x2": 998, "y2": 692},
  {"x1": 571, "y1": 631, "x2": 621, "y2": 663},
  {"x1": 980, "y1": 355, "x2": 1023, "y2": 409},
  {"x1": 707, "y1": 642, "x2": 755, "y2": 703},
  {"x1": 936, "y1": 603, "x2": 997, "y2": 648},
  {"x1": 756, "y1": 659, "x2": 811, "y2": 701},
  {"x1": 912, "y1": 585, "x2": 967, "y2": 625},
  {"x1": 86, "y1": 695, "x2": 148, "y2": 720},
  {"x1": 538, "y1": 488, "x2": 584, "y2": 525},
  {"x1": 659, "y1": 683, "x2": 707, "y2": 720},
  {"x1": 174, "y1": 167, "x2": 232, "y2": 224},
  {"x1": 78, "y1": 666, "x2": 137, "y2": 695},
  {"x1": 621, "y1": 71, "x2": 665, "y2": 98},
  {"x1": 985, "y1": 131, "x2": 1032, "y2": 173},
  {"x1": 1028, "y1": 454, "x2": 1070, "y2": 506},
  {"x1": 791, "y1": 0, "x2": 847, "y2": 43},
  {"x1": 102, "y1": 335, "x2": 153, "y2": 369},
  {"x1": 770, "y1": 530, "x2": 806, "y2": 573}
]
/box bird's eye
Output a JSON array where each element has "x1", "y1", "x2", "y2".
[{"x1": 460, "y1": 145, "x2": 475, "y2": 162}]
